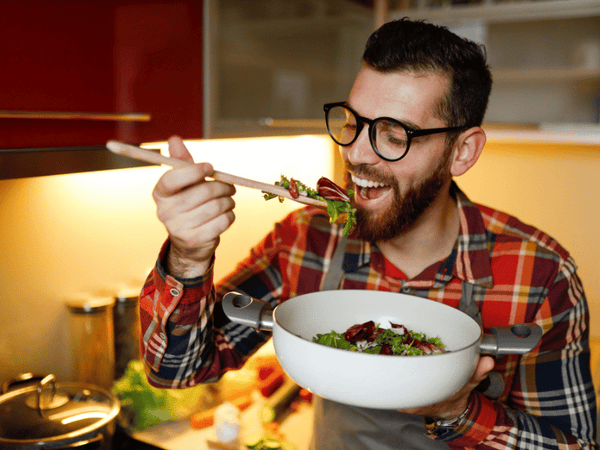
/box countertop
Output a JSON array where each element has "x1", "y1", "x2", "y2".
[
  {"x1": 121, "y1": 390, "x2": 314, "y2": 450},
  {"x1": 112, "y1": 341, "x2": 314, "y2": 450}
]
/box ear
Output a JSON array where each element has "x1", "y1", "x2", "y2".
[{"x1": 450, "y1": 127, "x2": 486, "y2": 177}]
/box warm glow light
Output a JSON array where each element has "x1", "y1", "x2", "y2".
[
  {"x1": 144, "y1": 135, "x2": 336, "y2": 281},
  {"x1": 47, "y1": 165, "x2": 167, "y2": 215},
  {"x1": 145, "y1": 135, "x2": 334, "y2": 187}
]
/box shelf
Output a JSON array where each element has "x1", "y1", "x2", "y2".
[
  {"x1": 0, "y1": 111, "x2": 151, "y2": 121},
  {"x1": 391, "y1": 0, "x2": 600, "y2": 24},
  {"x1": 223, "y1": 13, "x2": 371, "y2": 36},
  {"x1": 493, "y1": 65, "x2": 600, "y2": 83}
]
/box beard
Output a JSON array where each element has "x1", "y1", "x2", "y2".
[{"x1": 346, "y1": 148, "x2": 453, "y2": 243}]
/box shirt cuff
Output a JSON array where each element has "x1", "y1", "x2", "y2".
[{"x1": 433, "y1": 391, "x2": 498, "y2": 446}]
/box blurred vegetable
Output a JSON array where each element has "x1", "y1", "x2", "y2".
[
  {"x1": 245, "y1": 434, "x2": 296, "y2": 450},
  {"x1": 261, "y1": 378, "x2": 301, "y2": 424},
  {"x1": 112, "y1": 360, "x2": 207, "y2": 431}
]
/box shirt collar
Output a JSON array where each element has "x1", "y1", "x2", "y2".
[
  {"x1": 452, "y1": 182, "x2": 494, "y2": 288},
  {"x1": 341, "y1": 182, "x2": 494, "y2": 288}
]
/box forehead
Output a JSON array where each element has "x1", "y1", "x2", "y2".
[{"x1": 347, "y1": 67, "x2": 449, "y2": 126}]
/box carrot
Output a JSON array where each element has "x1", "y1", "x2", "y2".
[
  {"x1": 259, "y1": 370, "x2": 285, "y2": 398},
  {"x1": 189, "y1": 409, "x2": 215, "y2": 429}
]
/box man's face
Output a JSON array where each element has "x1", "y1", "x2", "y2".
[{"x1": 341, "y1": 67, "x2": 455, "y2": 242}]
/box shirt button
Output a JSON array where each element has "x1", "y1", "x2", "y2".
[
  {"x1": 159, "y1": 332, "x2": 166, "y2": 340},
  {"x1": 170, "y1": 288, "x2": 180, "y2": 297}
]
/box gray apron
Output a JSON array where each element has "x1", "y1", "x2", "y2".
[{"x1": 309, "y1": 237, "x2": 485, "y2": 450}]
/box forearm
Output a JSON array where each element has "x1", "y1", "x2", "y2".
[{"x1": 140, "y1": 238, "x2": 281, "y2": 388}]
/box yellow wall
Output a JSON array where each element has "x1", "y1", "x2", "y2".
[
  {"x1": 457, "y1": 137, "x2": 600, "y2": 335},
  {"x1": 1, "y1": 134, "x2": 597, "y2": 386},
  {"x1": 0, "y1": 136, "x2": 334, "y2": 384}
]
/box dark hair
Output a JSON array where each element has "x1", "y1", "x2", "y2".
[{"x1": 363, "y1": 18, "x2": 492, "y2": 133}]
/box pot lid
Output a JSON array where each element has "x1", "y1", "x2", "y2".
[{"x1": 0, "y1": 374, "x2": 120, "y2": 445}]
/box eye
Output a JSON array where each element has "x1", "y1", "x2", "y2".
[
  {"x1": 376, "y1": 120, "x2": 408, "y2": 147},
  {"x1": 342, "y1": 111, "x2": 357, "y2": 130}
]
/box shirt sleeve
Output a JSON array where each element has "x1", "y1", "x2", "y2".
[
  {"x1": 139, "y1": 222, "x2": 286, "y2": 389},
  {"x1": 139, "y1": 240, "x2": 255, "y2": 388},
  {"x1": 437, "y1": 258, "x2": 598, "y2": 449}
]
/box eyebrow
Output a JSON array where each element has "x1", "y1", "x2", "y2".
[{"x1": 345, "y1": 101, "x2": 423, "y2": 131}]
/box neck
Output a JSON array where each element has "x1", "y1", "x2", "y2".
[{"x1": 377, "y1": 187, "x2": 459, "y2": 280}]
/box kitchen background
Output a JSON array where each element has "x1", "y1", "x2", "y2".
[{"x1": 1, "y1": 0, "x2": 600, "y2": 391}]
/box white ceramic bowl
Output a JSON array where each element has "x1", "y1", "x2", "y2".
[{"x1": 223, "y1": 290, "x2": 540, "y2": 409}]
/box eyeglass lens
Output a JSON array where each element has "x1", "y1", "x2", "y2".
[{"x1": 326, "y1": 105, "x2": 410, "y2": 161}]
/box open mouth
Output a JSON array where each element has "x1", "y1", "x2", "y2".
[{"x1": 352, "y1": 174, "x2": 392, "y2": 201}]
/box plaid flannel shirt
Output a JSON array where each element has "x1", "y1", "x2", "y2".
[{"x1": 140, "y1": 182, "x2": 597, "y2": 449}]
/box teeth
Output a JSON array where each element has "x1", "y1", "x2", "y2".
[{"x1": 351, "y1": 174, "x2": 388, "y2": 188}]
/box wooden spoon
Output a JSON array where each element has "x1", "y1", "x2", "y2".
[{"x1": 105, "y1": 140, "x2": 327, "y2": 209}]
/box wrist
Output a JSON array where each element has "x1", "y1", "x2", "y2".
[
  {"x1": 425, "y1": 393, "x2": 473, "y2": 437},
  {"x1": 167, "y1": 242, "x2": 213, "y2": 279}
]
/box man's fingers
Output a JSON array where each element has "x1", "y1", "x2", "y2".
[{"x1": 168, "y1": 135, "x2": 195, "y2": 163}]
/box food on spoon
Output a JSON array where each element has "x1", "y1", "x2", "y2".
[
  {"x1": 263, "y1": 175, "x2": 356, "y2": 237},
  {"x1": 313, "y1": 320, "x2": 447, "y2": 356}
]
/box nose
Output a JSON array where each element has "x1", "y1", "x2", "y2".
[{"x1": 343, "y1": 123, "x2": 380, "y2": 166}]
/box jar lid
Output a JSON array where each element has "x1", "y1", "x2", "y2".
[
  {"x1": 65, "y1": 294, "x2": 115, "y2": 314},
  {"x1": 115, "y1": 287, "x2": 141, "y2": 304},
  {"x1": 0, "y1": 375, "x2": 120, "y2": 445}
]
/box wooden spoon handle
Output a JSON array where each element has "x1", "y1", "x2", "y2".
[{"x1": 106, "y1": 140, "x2": 327, "y2": 209}]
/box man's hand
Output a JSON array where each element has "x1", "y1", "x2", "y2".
[
  {"x1": 400, "y1": 356, "x2": 495, "y2": 420},
  {"x1": 152, "y1": 136, "x2": 236, "y2": 278}
]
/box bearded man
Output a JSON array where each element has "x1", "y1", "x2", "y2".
[{"x1": 139, "y1": 18, "x2": 597, "y2": 449}]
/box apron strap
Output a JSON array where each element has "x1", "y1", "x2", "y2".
[
  {"x1": 459, "y1": 280, "x2": 504, "y2": 398},
  {"x1": 321, "y1": 235, "x2": 349, "y2": 291},
  {"x1": 458, "y1": 280, "x2": 482, "y2": 326}
]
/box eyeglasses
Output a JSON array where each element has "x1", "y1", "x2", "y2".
[{"x1": 323, "y1": 102, "x2": 467, "y2": 162}]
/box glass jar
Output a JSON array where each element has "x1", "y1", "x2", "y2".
[
  {"x1": 65, "y1": 295, "x2": 115, "y2": 389},
  {"x1": 113, "y1": 288, "x2": 141, "y2": 380}
]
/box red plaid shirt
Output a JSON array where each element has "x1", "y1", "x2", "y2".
[{"x1": 140, "y1": 182, "x2": 597, "y2": 449}]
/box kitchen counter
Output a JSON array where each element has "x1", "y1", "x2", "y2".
[
  {"x1": 111, "y1": 340, "x2": 314, "y2": 450},
  {"x1": 120, "y1": 390, "x2": 314, "y2": 450}
]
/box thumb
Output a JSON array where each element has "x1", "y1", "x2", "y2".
[
  {"x1": 472, "y1": 356, "x2": 496, "y2": 385},
  {"x1": 167, "y1": 135, "x2": 195, "y2": 164}
]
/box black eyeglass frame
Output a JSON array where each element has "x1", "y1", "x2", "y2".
[{"x1": 324, "y1": 102, "x2": 468, "y2": 162}]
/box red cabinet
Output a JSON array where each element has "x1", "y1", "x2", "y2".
[{"x1": 0, "y1": 1, "x2": 203, "y2": 149}]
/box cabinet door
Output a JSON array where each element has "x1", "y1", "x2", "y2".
[
  {"x1": 0, "y1": 0, "x2": 203, "y2": 149},
  {"x1": 205, "y1": 0, "x2": 375, "y2": 138}
]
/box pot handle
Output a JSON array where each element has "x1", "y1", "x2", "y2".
[
  {"x1": 479, "y1": 323, "x2": 543, "y2": 356},
  {"x1": 222, "y1": 292, "x2": 275, "y2": 331},
  {"x1": 1, "y1": 372, "x2": 45, "y2": 394}
]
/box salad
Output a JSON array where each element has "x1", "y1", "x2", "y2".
[
  {"x1": 313, "y1": 320, "x2": 447, "y2": 356},
  {"x1": 263, "y1": 175, "x2": 356, "y2": 237}
]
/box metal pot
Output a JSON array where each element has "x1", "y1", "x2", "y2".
[
  {"x1": 223, "y1": 290, "x2": 542, "y2": 409},
  {"x1": 0, "y1": 373, "x2": 120, "y2": 449}
]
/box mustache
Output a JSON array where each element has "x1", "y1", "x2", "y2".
[{"x1": 344, "y1": 163, "x2": 396, "y2": 186}]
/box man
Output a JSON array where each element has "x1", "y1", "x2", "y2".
[{"x1": 140, "y1": 19, "x2": 597, "y2": 449}]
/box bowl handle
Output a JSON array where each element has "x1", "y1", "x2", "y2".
[
  {"x1": 480, "y1": 323, "x2": 543, "y2": 356},
  {"x1": 222, "y1": 292, "x2": 275, "y2": 330}
]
